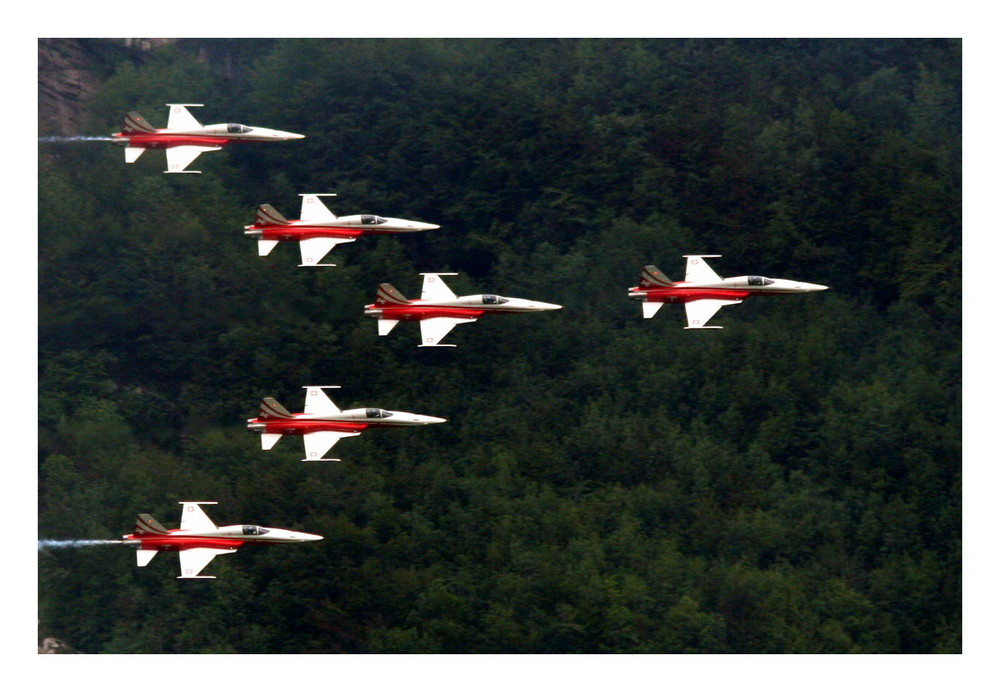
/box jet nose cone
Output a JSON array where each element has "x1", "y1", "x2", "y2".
[
  {"x1": 394, "y1": 220, "x2": 439, "y2": 231},
  {"x1": 420, "y1": 415, "x2": 448, "y2": 425},
  {"x1": 524, "y1": 300, "x2": 562, "y2": 311},
  {"x1": 285, "y1": 530, "x2": 323, "y2": 542}
]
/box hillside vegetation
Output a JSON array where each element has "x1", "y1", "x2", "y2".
[{"x1": 38, "y1": 38, "x2": 960, "y2": 653}]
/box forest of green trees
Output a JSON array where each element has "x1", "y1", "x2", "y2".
[{"x1": 38, "y1": 38, "x2": 960, "y2": 654}]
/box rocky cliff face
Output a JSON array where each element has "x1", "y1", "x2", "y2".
[
  {"x1": 38, "y1": 636, "x2": 78, "y2": 654},
  {"x1": 38, "y1": 39, "x2": 105, "y2": 136},
  {"x1": 37, "y1": 38, "x2": 177, "y2": 136}
]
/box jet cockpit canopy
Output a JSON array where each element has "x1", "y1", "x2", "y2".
[
  {"x1": 227, "y1": 123, "x2": 254, "y2": 134},
  {"x1": 482, "y1": 295, "x2": 509, "y2": 305},
  {"x1": 360, "y1": 215, "x2": 388, "y2": 225},
  {"x1": 366, "y1": 408, "x2": 394, "y2": 418},
  {"x1": 748, "y1": 276, "x2": 775, "y2": 286},
  {"x1": 242, "y1": 525, "x2": 269, "y2": 535}
]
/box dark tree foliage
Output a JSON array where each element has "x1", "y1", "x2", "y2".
[{"x1": 38, "y1": 38, "x2": 960, "y2": 653}]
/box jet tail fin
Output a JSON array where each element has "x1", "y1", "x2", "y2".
[
  {"x1": 256, "y1": 204, "x2": 290, "y2": 226},
  {"x1": 375, "y1": 283, "x2": 409, "y2": 305},
  {"x1": 122, "y1": 111, "x2": 157, "y2": 134},
  {"x1": 259, "y1": 397, "x2": 294, "y2": 419},
  {"x1": 639, "y1": 265, "x2": 674, "y2": 288},
  {"x1": 133, "y1": 513, "x2": 170, "y2": 536}
]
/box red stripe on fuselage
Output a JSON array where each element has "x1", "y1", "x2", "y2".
[
  {"x1": 631, "y1": 287, "x2": 752, "y2": 303},
  {"x1": 377, "y1": 307, "x2": 486, "y2": 321},
  {"x1": 250, "y1": 418, "x2": 370, "y2": 435},
  {"x1": 249, "y1": 225, "x2": 365, "y2": 242},
  {"x1": 127, "y1": 535, "x2": 245, "y2": 551},
  {"x1": 113, "y1": 133, "x2": 232, "y2": 149}
]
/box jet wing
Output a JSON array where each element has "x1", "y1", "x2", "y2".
[
  {"x1": 299, "y1": 195, "x2": 338, "y2": 223},
  {"x1": 418, "y1": 316, "x2": 477, "y2": 347},
  {"x1": 302, "y1": 430, "x2": 362, "y2": 461},
  {"x1": 421, "y1": 273, "x2": 458, "y2": 302},
  {"x1": 684, "y1": 298, "x2": 742, "y2": 329},
  {"x1": 179, "y1": 502, "x2": 218, "y2": 532},
  {"x1": 178, "y1": 547, "x2": 237, "y2": 579},
  {"x1": 684, "y1": 255, "x2": 723, "y2": 284},
  {"x1": 165, "y1": 145, "x2": 221, "y2": 173},
  {"x1": 166, "y1": 104, "x2": 204, "y2": 131},
  {"x1": 303, "y1": 387, "x2": 341, "y2": 415},
  {"x1": 298, "y1": 236, "x2": 355, "y2": 266}
]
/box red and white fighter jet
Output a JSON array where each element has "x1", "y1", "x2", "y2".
[
  {"x1": 121, "y1": 502, "x2": 322, "y2": 579},
  {"x1": 246, "y1": 386, "x2": 446, "y2": 461},
  {"x1": 244, "y1": 194, "x2": 440, "y2": 267},
  {"x1": 364, "y1": 272, "x2": 562, "y2": 347},
  {"x1": 110, "y1": 104, "x2": 305, "y2": 173},
  {"x1": 628, "y1": 255, "x2": 828, "y2": 329}
]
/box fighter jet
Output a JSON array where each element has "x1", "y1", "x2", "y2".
[
  {"x1": 246, "y1": 386, "x2": 446, "y2": 461},
  {"x1": 121, "y1": 502, "x2": 322, "y2": 579},
  {"x1": 364, "y1": 272, "x2": 563, "y2": 347},
  {"x1": 628, "y1": 255, "x2": 828, "y2": 329},
  {"x1": 110, "y1": 104, "x2": 305, "y2": 173},
  {"x1": 243, "y1": 193, "x2": 439, "y2": 267}
]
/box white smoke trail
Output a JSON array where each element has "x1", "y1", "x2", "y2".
[
  {"x1": 38, "y1": 136, "x2": 115, "y2": 143},
  {"x1": 38, "y1": 539, "x2": 124, "y2": 550}
]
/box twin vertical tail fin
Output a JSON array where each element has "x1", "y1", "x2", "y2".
[
  {"x1": 259, "y1": 397, "x2": 294, "y2": 420},
  {"x1": 374, "y1": 284, "x2": 407, "y2": 336},
  {"x1": 255, "y1": 398, "x2": 291, "y2": 451},
  {"x1": 256, "y1": 204, "x2": 290, "y2": 226},
  {"x1": 639, "y1": 265, "x2": 674, "y2": 288},
  {"x1": 254, "y1": 206, "x2": 288, "y2": 256},
  {"x1": 132, "y1": 513, "x2": 170, "y2": 568},
  {"x1": 133, "y1": 513, "x2": 170, "y2": 536},
  {"x1": 121, "y1": 112, "x2": 156, "y2": 163},
  {"x1": 375, "y1": 283, "x2": 409, "y2": 306},
  {"x1": 122, "y1": 111, "x2": 157, "y2": 134}
]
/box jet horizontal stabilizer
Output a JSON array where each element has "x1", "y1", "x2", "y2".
[
  {"x1": 124, "y1": 147, "x2": 146, "y2": 163},
  {"x1": 378, "y1": 319, "x2": 400, "y2": 336}
]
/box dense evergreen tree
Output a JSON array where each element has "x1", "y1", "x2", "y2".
[{"x1": 38, "y1": 38, "x2": 960, "y2": 653}]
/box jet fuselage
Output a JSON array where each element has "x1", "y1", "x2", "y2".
[
  {"x1": 629, "y1": 276, "x2": 828, "y2": 305},
  {"x1": 122, "y1": 526, "x2": 322, "y2": 551},
  {"x1": 244, "y1": 216, "x2": 438, "y2": 243},
  {"x1": 111, "y1": 124, "x2": 305, "y2": 150},
  {"x1": 364, "y1": 295, "x2": 562, "y2": 321},
  {"x1": 123, "y1": 502, "x2": 321, "y2": 578},
  {"x1": 246, "y1": 408, "x2": 446, "y2": 437}
]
